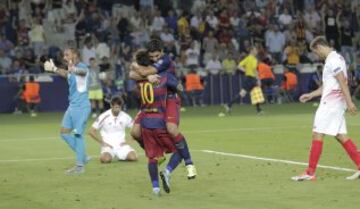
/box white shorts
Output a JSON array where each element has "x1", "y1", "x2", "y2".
[
  {"x1": 101, "y1": 145, "x2": 136, "y2": 160},
  {"x1": 313, "y1": 105, "x2": 347, "y2": 136}
]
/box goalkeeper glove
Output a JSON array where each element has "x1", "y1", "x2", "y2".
[{"x1": 44, "y1": 59, "x2": 58, "y2": 72}]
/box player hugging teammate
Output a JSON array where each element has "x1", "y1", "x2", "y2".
[{"x1": 129, "y1": 39, "x2": 197, "y2": 196}]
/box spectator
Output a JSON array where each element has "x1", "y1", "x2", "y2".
[
  {"x1": 0, "y1": 33, "x2": 14, "y2": 54},
  {"x1": 151, "y1": 10, "x2": 165, "y2": 32},
  {"x1": 165, "y1": 10, "x2": 178, "y2": 33},
  {"x1": 202, "y1": 31, "x2": 218, "y2": 63},
  {"x1": 338, "y1": 18, "x2": 354, "y2": 66},
  {"x1": 206, "y1": 12, "x2": 219, "y2": 31},
  {"x1": 278, "y1": 8, "x2": 293, "y2": 27},
  {"x1": 185, "y1": 42, "x2": 200, "y2": 70},
  {"x1": 95, "y1": 38, "x2": 110, "y2": 61},
  {"x1": 22, "y1": 75, "x2": 41, "y2": 117},
  {"x1": 177, "y1": 11, "x2": 190, "y2": 36},
  {"x1": 323, "y1": 9, "x2": 340, "y2": 49},
  {"x1": 81, "y1": 37, "x2": 96, "y2": 66},
  {"x1": 284, "y1": 40, "x2": 300, "y2": 67},
  {"x1": 185, "y1": 69, "x2": 204, "y2": 106},
  {"x1": 222, "y1": 51, "x2": 237, "y2": 74},
  {"x1": 29, "y1": 18, "x2": 46, "y2": 56},
  {"x1": 282, "y1": 67, "x2": 298, "y2": 93},
  {"x1": 17, "y1": 19, "x2": 30, "y2": 47},
  {"x1": 0, "y1": 49, "x2": 12, "y2": 74},
  {"x1": 304, "y1": 6, "x2": 321, "y2": 31},
  {"x1": 265, "y1": 25, "x2": 285, "y2": 63},
  {"x1": 205, "y1": 54, "x2": 222, "y2": 75},
  {"x1": 88, "y1": 58, "x2": 104, "y2": 118},
  {"x1": 258, "y1": 58, "x2": 275, "y2": 102}
]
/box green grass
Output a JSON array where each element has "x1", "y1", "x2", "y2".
[{"x1": 1, "y1": 103, "x2": 360, "y2": 209}]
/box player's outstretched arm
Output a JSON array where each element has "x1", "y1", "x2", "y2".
[
  {"x1": 335, "y1": 72, "x2": 357, "y2": 114},
  {"x1": 44, "y1": 59, "x2": 68, "y2": 78}
]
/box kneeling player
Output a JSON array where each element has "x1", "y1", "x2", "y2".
[{"x1": 88, "y1": 97, "x2": 137, "y2": 163}]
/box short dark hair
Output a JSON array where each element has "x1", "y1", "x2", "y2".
[
  {"x1": 146, "y1": 39, "x2": 163, "y2": 53},
  {"x1": 310, "y1": 36, "x2": 329, "y2": 51},
  {"x1": 111, "y1": 96, "x2": 123, "y2": 106},
  {"x1": 135, "y1": 49, "x2": 151, "y2": 66},
  {"x1": 29, "y1": 75, "x2": 35, "y2": 82}
]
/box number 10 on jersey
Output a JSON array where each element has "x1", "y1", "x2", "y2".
[{"x1": 139, "y1": 82, "x2": 154, "y2": 104}]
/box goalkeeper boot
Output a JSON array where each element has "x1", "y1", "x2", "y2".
[
  {"x1": 186, "y1": 164, "x2": 197, "y2": 180},
  {"x1": 346, "y1": 170, "x2": 360, "y2": 180},
  {"x1": 291, "y1": 172, "x2": 316, "y2": 181},
  {"x1": 66, "y1": 165, "x2": 85, "y2": 175},
  {"x1": 159, "y1": 171, "x2": 171, "y2": 193}
]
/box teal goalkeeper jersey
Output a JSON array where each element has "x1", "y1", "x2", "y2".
[{"x1": 67, "y1": 62, "x2": 91, "y2": 108}]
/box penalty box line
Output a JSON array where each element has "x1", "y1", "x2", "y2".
[{"x1": 200, "y1": 149, "x2": 357, "y2": 173}]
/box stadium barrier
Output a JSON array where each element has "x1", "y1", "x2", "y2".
[{"x1": 0, "y1": 65, "x2": 317, "y2": 112}]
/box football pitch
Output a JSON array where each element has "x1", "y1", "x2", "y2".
[{"x1": 1, "y1": 103, "x2": 360, "y2": 209}]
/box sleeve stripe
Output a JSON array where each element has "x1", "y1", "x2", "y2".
[
  {"x1": 333, "y1": 67, "x2": 341, "y2": 73},
  {"x1": 98, "y1": 114, "x2": 110, "y2": 127}
]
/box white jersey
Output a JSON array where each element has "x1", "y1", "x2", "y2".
[
  {"x1": 320, "y1": 51, "x2": 347, "y2": 109},
  {"x1": 92, "y1": 110, "x2": 133, "y2": 148}
]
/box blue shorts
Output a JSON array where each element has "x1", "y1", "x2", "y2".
[{"x1": 61, "y1": 106, "x2": 91, "y2": 135}]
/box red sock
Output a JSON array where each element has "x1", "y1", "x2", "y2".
[
  {"x1": 342, "y1": 139, "x2": 360, "y2": 169},
  {"x1": 306, "y1": 140, "x2": 323, "y2": 175}
]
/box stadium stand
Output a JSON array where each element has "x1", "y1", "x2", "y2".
[{"x1": 1, "y1": 0, "x2": 360, "y2": 112}]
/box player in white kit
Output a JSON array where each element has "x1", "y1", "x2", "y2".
[
  {"x1": 88, "y1": 97, "x2": 137, "y2": 163},
  {"x1": 292, "y1": 36, "x2": 360, "y2": 181}
]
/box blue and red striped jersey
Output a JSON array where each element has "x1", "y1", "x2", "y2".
[
  {"x1": 152, "y1": 54, "x2": 176, "y2": 76},
  {"x1": 138, "y1": 72, "x2": 179, "y2": 129}
]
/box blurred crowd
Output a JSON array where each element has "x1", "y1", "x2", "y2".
[{"x1": 2, "y1": 0, "x2": 360, "y2": 108}]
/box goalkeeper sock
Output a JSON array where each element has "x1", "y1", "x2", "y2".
[
  {"x1": 74, "y1": 134, "x2": 87, "y2": 166},
  {"x1": 306, "y1": 139, "x2": 323, "y2": 175},
  {"x1": 148, "y1": 159, "x2": 159, "y2": 188},
  {"x1": 60, "y1": 133, "x2": 76, "y2": 152},
  {"x1": 342, "y1": 139, "x2": 360, "y2": 169},
  {"x1": 166, "y1": 153, "x2": 182, "y2": 174}
]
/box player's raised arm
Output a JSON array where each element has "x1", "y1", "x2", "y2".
[
  {"x1": 44, "y1": 59, "x2": 69, "y2": 78},
  {"x1": 335, "y1": 72, "x2": 357, "y2": 114}
]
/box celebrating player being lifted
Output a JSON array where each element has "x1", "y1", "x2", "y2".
[
  {"x1": 132, "y1": 49, "x2": 184, "y2": 195},
  {"x1": 292, "y1": 36, "x2": 360, "y2": 181},
  {"x1": 44, "y1": 48, "x2": 91, "y2": 175},
  {"x1": 129, "y1": 39, "x2": 197, "y2": 179}
]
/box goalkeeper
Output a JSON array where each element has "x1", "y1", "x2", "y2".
[{"x1": 44, "y1": 48, "x2": 91, "y2": 175}]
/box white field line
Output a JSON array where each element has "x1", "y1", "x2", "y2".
[
  {"x1": 201, "y1": 150, "x2": 357, "y2": 173},
  {"x1": 0, "y1": 125, "x2": 308, "y2": 142},
  {"x1": 0, "y1": 149, "x2": 357, "y2": 174}
]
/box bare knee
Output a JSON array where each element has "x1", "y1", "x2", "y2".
[
  {"x1": 100, "y1": 153, "x2": 112, "y2": 164},
  {"x1": 126, "y1": 151, "x2": 138, "y2": 161},
  {"x1": 335, "y1": 134, "x2": 348, "y2": 143},
  {"x1": 312, "y1": 132, "x2": 324, "y2": 141},
  {"x1": 166, "y1": 123, "x2": 179, "y2": 137},
  {"x1": 130, "y1": 124, "x2": 141, "y2": 140}
]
